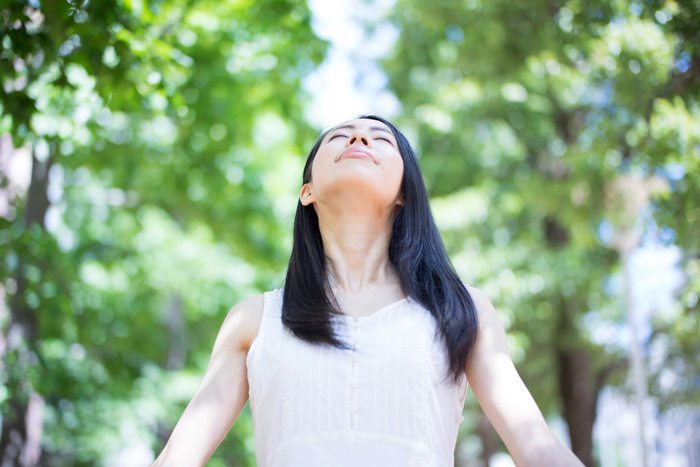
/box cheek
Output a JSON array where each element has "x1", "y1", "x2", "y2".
[
  {"x1": 309, "y1": 149, "x2": 332, "y2": 180},
  {"x1": 313, "y1": 160, "x2": 336, "y2": 183},
  {"x1": 383, "y1": 157, "x2": 404, "y2": 187}
]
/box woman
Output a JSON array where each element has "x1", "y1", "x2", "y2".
[{"x1": 152, "y1": 115, "x2": 583, "y2": 466}]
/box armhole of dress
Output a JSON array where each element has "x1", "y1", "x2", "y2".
[
  {"x1": 251, "y1": 289, "x2": 282, "y2": 347},
  {"x1": 247, "y1": 288, "x2": 280, "y2": 360}
]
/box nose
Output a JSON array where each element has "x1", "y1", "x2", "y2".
[{"x1": 347, "y1": 129, "x2": 371, "y2": 147}]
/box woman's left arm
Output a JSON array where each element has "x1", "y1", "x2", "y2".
[{"x1": 464, "y1": 286, "x2": 584, "y2": 467}]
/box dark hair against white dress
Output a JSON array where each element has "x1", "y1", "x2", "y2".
[{"x1": 282, "y1": 114, "x2": 478, "y2": 384}]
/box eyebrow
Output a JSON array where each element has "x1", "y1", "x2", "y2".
[{"x1": 327, "y1": 124, "x2": 393, "y2": 135}]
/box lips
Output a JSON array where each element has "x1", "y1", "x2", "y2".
[{"x1": 338, "y1": 147, "x2": 377, "y2": 164}]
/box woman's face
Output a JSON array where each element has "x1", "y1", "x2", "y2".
[{"x1": 300, "y1": 118, "x2": 404, "y2": 211}]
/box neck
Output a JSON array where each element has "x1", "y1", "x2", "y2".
[{"x1": 315, "y1": 200, "x2": 400, "y2": 295}]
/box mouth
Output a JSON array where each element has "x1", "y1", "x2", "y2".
[{"x1": 338, "y1": 147, "x2": 377, "y2": 164}]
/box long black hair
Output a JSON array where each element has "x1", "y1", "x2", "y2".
[{"x1": 281, "y1": 114, "x2": 478, "y2": 384}]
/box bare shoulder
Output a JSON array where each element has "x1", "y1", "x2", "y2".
[
  {"x1": 465, "y1": 284, "x2": 509, "y2": 352},
  {"x1": 219, "y1": 293, "x2": 265, "y2": 353},
  {"x1": 465, "y1": 285, "x2": 499, "y2": 323},
  {"x1": 466, "y1": 285, "x2": 489, "y2": 306},
  {"x1": 464, "y1": 284, "x2": 511, "y2": 367}
]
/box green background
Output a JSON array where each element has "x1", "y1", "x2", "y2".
[{"x1": 1, "y1": 0, "x2": 697, "y2": 465}]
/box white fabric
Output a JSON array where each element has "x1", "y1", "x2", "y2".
[{"x1": 246, "y1": 288, "x2": 469, "y2": 467}]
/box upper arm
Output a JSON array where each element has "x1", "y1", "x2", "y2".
[
  {"x1": 196, "y1": 293, "x2": 263, "y2": 406},
  {"x1": 464, "y1": 286, "x2": 561, "y2": 465},
  {"x1": 152, "y1": 293, "x2": 264, "y2": 467},
  {"x1": 210, "y1": 293, "x2": 264, "y2": 355}
]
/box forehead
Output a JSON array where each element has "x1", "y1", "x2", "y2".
[{"x1": 326, "y1": 118, "x2": 393, "y2": 134}]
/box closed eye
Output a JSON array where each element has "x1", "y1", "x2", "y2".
[{"x1": 329, "y1": 133, "x2": 347, "y2": 141}]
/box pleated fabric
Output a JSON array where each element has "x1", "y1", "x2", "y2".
[{"x1": 245, "y1": 288, "x2": 469, "y2": 467}]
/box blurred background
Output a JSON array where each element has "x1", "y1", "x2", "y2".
[{"x1": 0, "y1": 0, "x2": 698, "y2": 466}]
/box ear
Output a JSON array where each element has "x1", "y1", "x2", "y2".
[{"x1": 300, "y1": 183, "x2": 315, "y2": 206}]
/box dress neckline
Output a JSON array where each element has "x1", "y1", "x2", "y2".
[{"x1": 339, "y1": 296, "x2": 409, "y2": 323}]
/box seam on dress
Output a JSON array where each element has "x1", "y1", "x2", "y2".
[
  {"x1": 279, "y1": 288, "x2": 292, "y2": 450},
  {"x1": 419, "y1": 313, "x2": 432, "y2": 463}
]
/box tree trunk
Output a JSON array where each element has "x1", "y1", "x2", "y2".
[
  {"x1": 556, "y1": 344, "x2": 597, "y2": 467},
  {"x1": 1, "y1": 148, "x2": 53, "y2": 467},
  {"x1": 476, "y1": 413, "x2": 496, "y2": 467},
  {"x1": 544, "y1": 215, "x2": 597, "y2": 466},
  {"x1": 164, "y1": 293, "x2": 187, "y2": 371},
  {"x1": 154, "y1": 293, "x2": 188, "y2": 449}
]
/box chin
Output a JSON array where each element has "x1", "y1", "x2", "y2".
[{"x1": 320, "y1": 177, "x2": 401, "y2": 206}]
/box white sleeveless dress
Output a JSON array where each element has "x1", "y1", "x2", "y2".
[{"x1": 245, "y1": 288, "x2": 469, "y2": 467}]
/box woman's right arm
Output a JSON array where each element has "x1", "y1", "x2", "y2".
[{"x1": 151, "y1": 294, "x2": 264, "y2": 467}]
